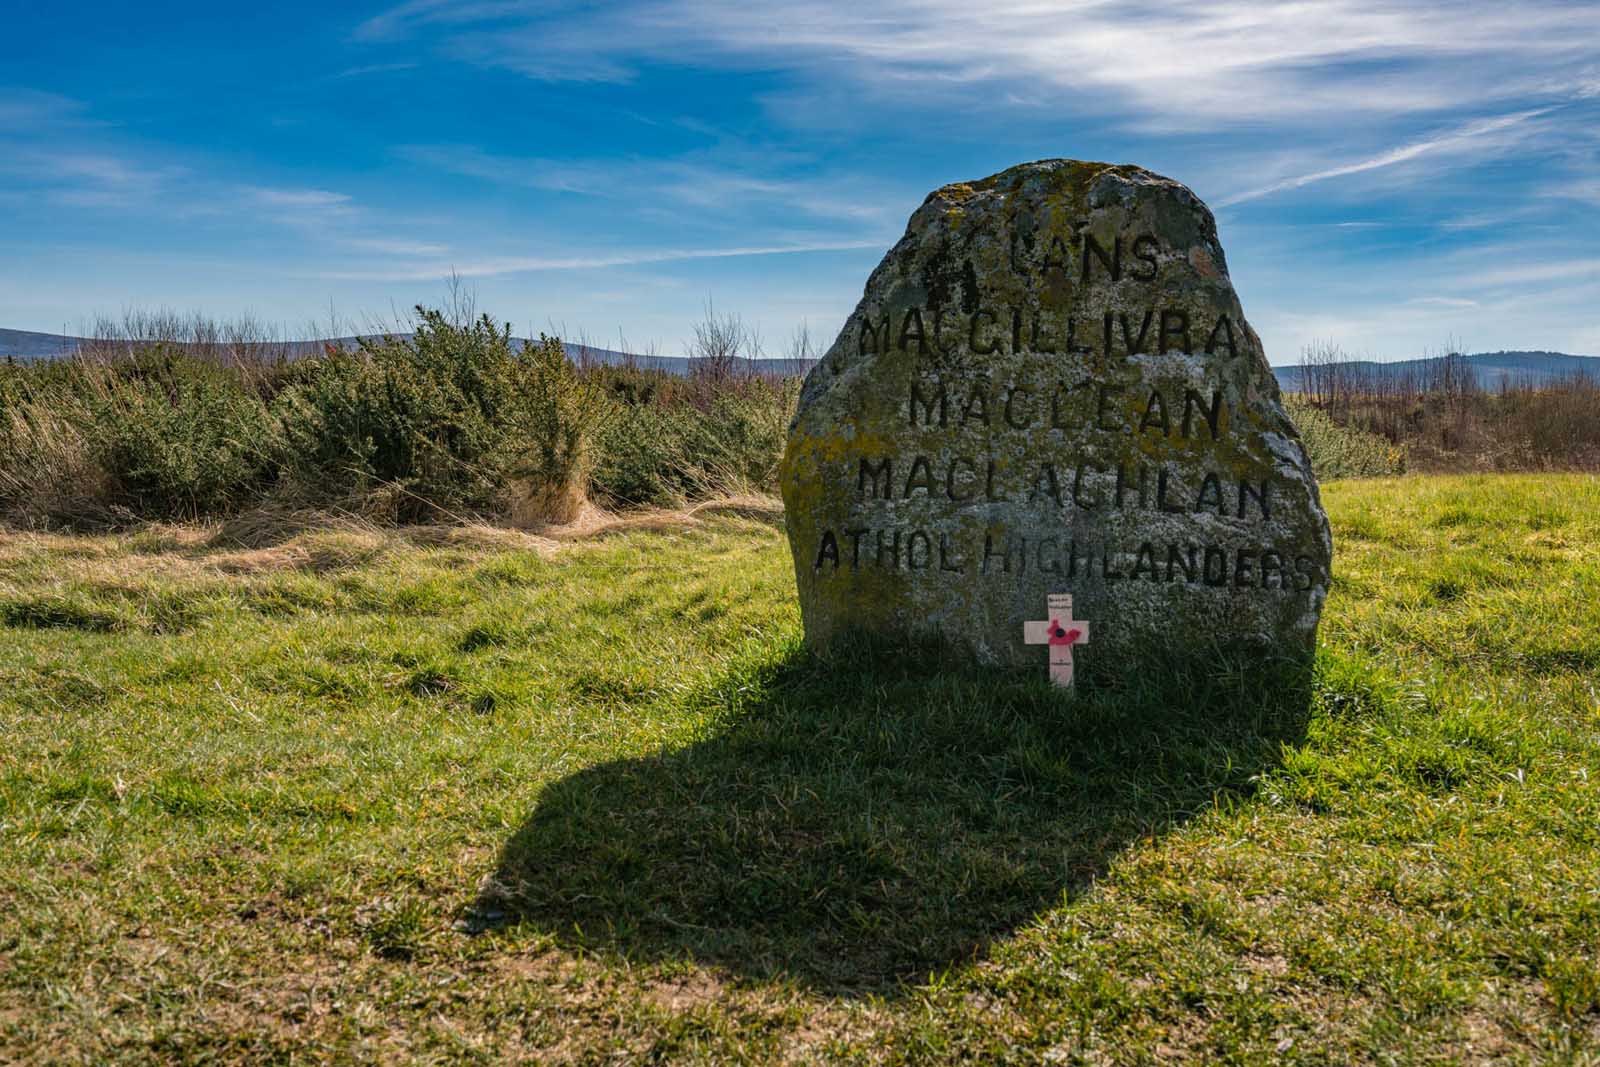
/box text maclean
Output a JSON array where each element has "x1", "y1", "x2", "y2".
[{"x1": 905, "y1": 378, "x2": 1225, "y2": 438}]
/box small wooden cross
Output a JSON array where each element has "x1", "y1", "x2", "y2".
[{"x1": 1023, "y1": 593, "x2": 1090, "y2": 688}]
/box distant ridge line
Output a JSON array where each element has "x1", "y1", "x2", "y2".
[
  {"x1": 4, "y1": 327, "x2": 1593, "y2": 385},
  {"x1": 0, "y1": 327, "x2": 813, "y2": 376},
  {"x1": 1271, "y1": 351, "x2": 1600, "y2": 391}
]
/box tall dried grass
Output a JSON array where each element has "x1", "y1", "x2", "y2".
[{"x1": 1293, "y1": 341, "x2": 1600, "y2": 474}]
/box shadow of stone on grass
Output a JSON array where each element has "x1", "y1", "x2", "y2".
[{"x1": 474, "y1": 639, "x2": 1313, "y2": 994}]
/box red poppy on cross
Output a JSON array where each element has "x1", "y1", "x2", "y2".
[{"x1": 1023, "y1": 593, "x2": 1090, "y2": 688}]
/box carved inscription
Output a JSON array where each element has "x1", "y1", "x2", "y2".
[
  {"x1": 805, "y1": 216, "x2": 1320, "y2": 597},
  {"x1": 812, "y1": 530, "x2": 1322, "y2": 591},
  {"x1": 859, "y1": 306, "x2": 1239, "y2": 361}
]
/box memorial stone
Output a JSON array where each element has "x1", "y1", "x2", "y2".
[{"x1": 780, "y1": 159, "x2": 1333, "y2": 677}]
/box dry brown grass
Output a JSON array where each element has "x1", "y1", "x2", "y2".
[
  {"x1": 1292, "y1": 347, "x2": 1600, "y2": 473},
  {"x1": 0, "y1": 495, "x2": 784, "y2": 586},
  {"x1": 504, "y1": 476, "x2": 588, "y2": 527}
]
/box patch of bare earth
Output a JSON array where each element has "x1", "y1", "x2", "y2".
[
  {"x1": 642, "y1": 969, "x2": 729, "y2": 1013},
  {"x1": 779, "y1": 1002, "x2": 883, "y2": 1065},
  {"x1": 525, "y1": 494, "x2": 783, "y2": 541}
]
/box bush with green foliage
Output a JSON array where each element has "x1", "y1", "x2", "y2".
[
  {"x1": 1, "y1": 350, "x2": 280, "y2": 522},
  {"x1": 275, "y1": 310, "x2": 609, "y2": 522},
  {"x1": 591, "y1": 375, "x2": 797, "y2": 506},
  {"x1": 91, "y1": 349, "x2": 282, "y2": 518},
  {"x1": 1285, "y1": 397, "x2": 1406, "y2": 479},
  {"x1": 2, "y1": 306, "x2": 795, "y2": 525},
  {"x1": 498, "y1": 332, "x2": 610, "y2": 522}
]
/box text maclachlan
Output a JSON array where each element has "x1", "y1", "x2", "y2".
[{"x1": 855, "y1": 455, "x2": 1270, "y2": 519}]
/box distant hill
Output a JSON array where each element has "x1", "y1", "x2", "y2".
[
  {"x1": 0, "y1": 328, "x2": 83, "y2": 360},
  {"x1": 0, "y1": 327, "x2": 814, "y2": 377},
  {"x1": 1272, "y1": 351, "x2": 1600, "y2": 392},
  {"x1": 8, "y1": 328, "x2": 1590, "y2": 387},
  {"x1": 562, "y1": 344, "x2": 815, "y2": 378}
]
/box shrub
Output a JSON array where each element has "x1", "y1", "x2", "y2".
[
  {"x1": 673, "y1": 381, "x2": 797, "y2": 495},
  {"x1": 498, "y1": 334, "x2": 610, "y2": 524},
  {"x1": 591, "y1": 402, "x2": 686, "y2": 506},
  {"x1": 89, "y1": 349, "x2": 282, "y2": 518},
  {"x1": 591, "y1": 375, "x2": 798, "y2": 507},
  {"x1": 275, "y1": 310, "x2": 610, "y2": 522},
  {"x1": 1285, "y1": 397, "x2": 1406, "y2": 479},
  {"x1": 1, "y1": 351, "x2": 278, "y2": 523}
]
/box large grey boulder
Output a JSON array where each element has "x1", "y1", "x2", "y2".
[{"x1": 780, "y1": 159, "x2": 1332, "y2": 677}]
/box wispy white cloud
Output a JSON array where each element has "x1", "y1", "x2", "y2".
[
  {"x1": 1541, "y1": 177, "x2": 1600, "y2": 206},
  {"x1": 332, "y1": 62, "x2": 419, "y2": 79},
  {"x1": 344, "y1": 236, "x2": 452, "y2": 257},
  {"x1": 2, "y1": 141, "x2": 453, "y2": 265},
  {"x1": 0, "y1": 147, "x2": 185, "y2": 207},
  {"x1": 1571, "y1": 325, "x2": 1600, "y2": 355},
  {"x1": 0, "y1": 87, "x2": 86, "y2": 130},
  {"x1": 1458, "y1": 258, "x2": 1600, "y2": 289},
  {"x1": 242, "y1": 186, "x2": 362, "y2": 231},
  {"x1": 51, "y1": 153, "x2": 179, "y2": 188},
  {"x1": 1408, "y1": 297, "x2": 1481, "y2": 308},
  {"x1": 351, "y1": 0, "x2": 477, "y2": 43},
  {"x1": 248, "y1": 187, "x2": 354, "y2": 209},
  {"x1": 1218, "y1": 108, "x2": 1556, "y2": 206},
  {"x1": 1253, "y1": 271, "x2": 1600, "y2": 361},
  {"x1": 322, "y1": 239, "x2": 884, "y2": 281},
  {"x1": 397, "y1": 143, "x2": 896, "y2": 223},
  {"x1": 353, "y1": 0, "x2": 1600, "y2": 125}
]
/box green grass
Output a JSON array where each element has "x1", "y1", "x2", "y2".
[{"x1": 1, "y1": 475, "x2": 1597, "y2": 1064}]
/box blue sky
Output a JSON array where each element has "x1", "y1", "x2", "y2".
[{"x1": 3, "y1": 1, "x2": 1598, "y2": 361}]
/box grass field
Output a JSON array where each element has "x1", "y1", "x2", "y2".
[{"x1": 2, "y1": 474, "x2": 1597, "y2": 1064}]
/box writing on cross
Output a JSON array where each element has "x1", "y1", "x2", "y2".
[{"x1": 1023, "y1": 593, "x2": 1091, "y2": 688}]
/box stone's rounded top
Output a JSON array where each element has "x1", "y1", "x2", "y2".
[
  {"x1": 924, "y1": 158, "x2": 1179, "y2": 200},
  {"x1": 780, "y1": 158, "x2": 1331, "y2": 677},
  {"x1": 914, "y1": 159, "x2": 1214, "y2": 231}
]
